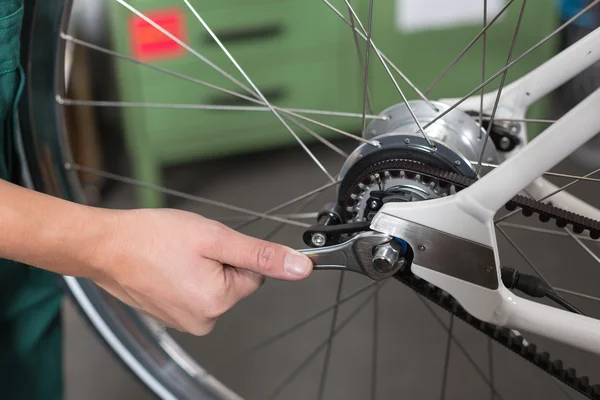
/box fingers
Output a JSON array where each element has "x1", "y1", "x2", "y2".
[
  {"x1": 96, "y1": 281, "x2": 184, "y2": 331},
  {"x1": 183, "y1": 266, "x2": 263, "y2": 334},
  {"x1": 212, "y1": 224, "x2": 313, "y2": 281},
  {"x1": 224, "y1": 266, "x2": 265, "y2": 301}
]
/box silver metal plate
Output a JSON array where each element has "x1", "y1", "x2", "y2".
[{"x1": 374, "y1": 213, "x2": 498, "y2": 289}]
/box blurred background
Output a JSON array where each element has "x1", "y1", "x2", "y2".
[{"x1": 59, "y1": 0, "x2": 600, "y2": 399}]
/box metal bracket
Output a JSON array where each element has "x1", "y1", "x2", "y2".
[{"x1": 372, "y1": 213, "x2": 498, "y2": 289}]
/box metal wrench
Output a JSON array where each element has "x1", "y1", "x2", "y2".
[{"x1": 298, "y1": 231, "x2": 404, "y2": 280}]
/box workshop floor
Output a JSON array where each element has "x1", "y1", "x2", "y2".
[{"x1": 63, "y1": 139, "x2": 600, "y2": 400}]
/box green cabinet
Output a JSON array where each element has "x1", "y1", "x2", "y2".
[
  {"x1": 106, "y1": 0, "x2": 557, "y2": 207},
  {"x1": 360, "y1": 0, "x2": 558, "y2": 113}
]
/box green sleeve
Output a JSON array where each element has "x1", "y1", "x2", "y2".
[{"x1": 0, "y1": 2, "x2": 64, "y2": 399}]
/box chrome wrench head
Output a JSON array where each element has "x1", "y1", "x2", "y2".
[{"x1": 299, "y1": 231, "x2": 404, "y2": 280}]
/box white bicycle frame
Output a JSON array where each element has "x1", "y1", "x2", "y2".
[{"x1": 372, "y1": 26, "x2": 600, "y2": 354}]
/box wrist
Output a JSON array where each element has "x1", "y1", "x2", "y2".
[
  {"x1": 30, "y1": 200, "x2": 123, "y2": 280},
  {"x1": 76, "y1": 207, "x2": 124, "y2": 281}
]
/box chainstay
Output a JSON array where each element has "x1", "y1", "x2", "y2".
[
  {"x1": 356, "y1": 159, "x2": 600, "y2": 239},
  {"x1": 351, "y1": 159, "x2": 600, "y2": 398}
]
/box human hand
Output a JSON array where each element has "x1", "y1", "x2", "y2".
[{"x1": 89, "y1": 208, "x2": 313, "y2": 335}]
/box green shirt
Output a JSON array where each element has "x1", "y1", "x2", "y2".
[{"x1": 0, "y1": 2, "x2": 63, "y2": 399}]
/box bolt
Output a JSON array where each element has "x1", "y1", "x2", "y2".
[
  {"x1": 509, "y1": 123, "x2": 521, "y2": 134},
  {"x1": 485, "y1": 265, "x2": 493, "y2": 273},
  {"x1": 372, "y1": 244, "x2": 400, "y2": 274},
  {"x1": 418, "y1": 244, "x2": 426, "y2": 251},
  {"x1": 311, "y1": 233, "x2": 327, "y2": 247},
  {"x1": 499, "y1": 136, "x2": 511, "y2": 150},
  {"x1": 404, "y1": 138, "x2": 410, "y2": 144},
  {"x1": 369, "y1": 200, "x2": 379, "y2": 209},
  {"x1": 454, "y1": 160, "x2": 461, "y2": 166}
]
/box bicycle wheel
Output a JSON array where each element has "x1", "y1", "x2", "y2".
[{"x1": 18, "y1": 0, "x2": 600, "y2": 399}]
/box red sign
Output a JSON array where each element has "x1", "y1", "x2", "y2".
[{"x1": 130, "y1": 9, "x2": 187, "y2": 61}]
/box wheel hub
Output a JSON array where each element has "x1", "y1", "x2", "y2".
[
  {"x1": 364, "y1": 100, "x2": 499, "y2": 165},
  {"x1": 337, "y1": 100, "x2": 499, "y2": 222}
]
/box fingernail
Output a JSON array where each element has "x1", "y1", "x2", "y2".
[{"x1": 284, "y1": 251, "x2": 312, "y2": 277}]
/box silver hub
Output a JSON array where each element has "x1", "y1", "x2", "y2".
[
  {"x1": 338, "y1": 100, "x2": 498, "y2": 222},
  {"x1": 364, "y1": 100, "x2": 499, "y2": 166}
]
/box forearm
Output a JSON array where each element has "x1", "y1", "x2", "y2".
[{"x1": 0, "y1": 179, "x2": 114, "y2": 278}]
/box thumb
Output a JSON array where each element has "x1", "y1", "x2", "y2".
[{"x1": 215, "y1": 227, "x2": 313, "y2": 280}]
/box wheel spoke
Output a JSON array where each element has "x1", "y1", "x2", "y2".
[
  {"x1": 549, "y1": 376, "x2": 578, "y2": 400},
  {"x1": 261, "y1": 195, "x2": 320, "y2": 242},
  {"x1": 417, "y1": 296, "x2": 504, "y2": 399},
  {"x1": 282, "y1": 109, "x2": 384, "y2": 120},
  {"x1": 342, "y1": 0, "x2": 434, "y2": 147},
  {"x1": 472, "y1": 162, "x2": 600, "y2": 183},
  {"x1": 440, "y1": 314, "x2": 454, "y2": 400},
  {"x1": 67, "y1": 163, "x2": 309, "y2": 227},
  {"x1": 320, "y1": 0, "x2": 436, "y2": 110},
  {"x1": 232, "y1": 180, "x2": 339, "y2": 231},
  {"x1": 60, "y1": 34, "x2": 376, "y2": 146},
  {"x1": 360, "y1": 0, "x2": 375, "y2": 137},
  {"x1": 285, "y1": 116, "x2": 349, "y2": 158},
  {"x1": 183, "y1": 1, "x2": 338, "y2": 183},
  {"x1": 347, "y1": 6, "x2": 374, "y2": 116},
  {"x1": 56, "y1": 96, "x2": 384, "y2": 120},
  {"x1": 261, "y1": 220, "x2": 294, "y2": 242},
  {"x1": 421, "y1": 0, "x2": 600, "y2": 132},
  {"x1": 535, "y1": 171, "x2": 600, "y2": 183},
  {"x1": 218, "y1": 212, "x2": 320, "y2": 223},
  {"x1": 268, "y1": 284, "x2": 383, "y2": 400},
  {"x1": 60, "y1": 33, "x2": 256, "y2": 101},
  {"x1": 536, "y1": 167, "x2": 600, "y2": 201},
  {"x1": 479, "y1": 0, "x2": 489, "y2": 139},
  {"x1": 215, "y1": 282, "x2": 378, "y2": 372},
  {"x1": 475, "y1": 0, "x2": 527, "y2": 175},
  {"x1": 115, "y1": 0, "x2": 254, "y2": 96},
  {"x1": 285, "y1": 109, "x2": 377, "y2": 145},
  {"x1": 425, "y1": 0, "x2": 515, "y2": 96},
  {"x1": 497, "y1": 226, "x2": 552, "y2": 285},
  {"x1": 480, "y1": 117, "x2": 557, "y2": 124},
  {"x1": 554, "y1": 288, "x2": 600, "y2": 304},
  {"x1": 272, "y1": 212, "x2": 319, "y2": 220},
  {"x1": 317, "y1": 272, "x2": 345, "y2": 400},
  {"x1": 383, "y1": 54, "x2": 438, "y2": 111},
  {"x1": 494, "y1": 167, "x2": 600, "y2": 224},
  {"x1": 564, "y1": 228, "x2": 600, "y2": 264}
]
